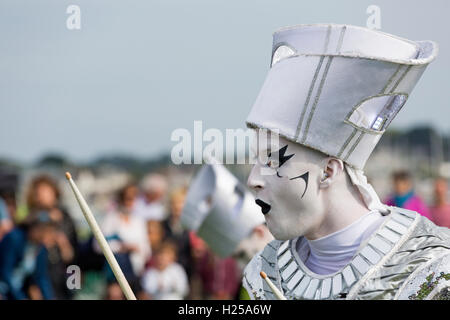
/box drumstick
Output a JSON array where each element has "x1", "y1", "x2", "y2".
[
  {"x1": 260, "y1": 271, "x2": 287, "y2": 300},
  {"x1": 65, "y1": 172, "x2": 136, "y2": 300}
]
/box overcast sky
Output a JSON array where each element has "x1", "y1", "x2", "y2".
[{"x1": 0, "y1": 0, "x2": 448, "y2": 163}]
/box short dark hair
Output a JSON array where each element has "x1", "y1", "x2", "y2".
[
  {"x1": 392, "y1": 170, "x2": 411, "y2": 182},
  {"x1": 116, "y1": 183, "x2": 138, "y2": 205},
  {"x1": 157, "y1": 240, "x2": 178, "y2": 257},
  {"x1": 26, "y1": 174, "x2": 60, "y2": 212}
]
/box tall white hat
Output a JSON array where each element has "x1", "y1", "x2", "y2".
[
  {"x1": 181, "y1": 161, "x2": 265, "y2": 257},
  {"x1": 246, "y1": 24, "x2": 438, "y2": 169}
]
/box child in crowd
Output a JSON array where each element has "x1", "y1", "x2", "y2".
[{"x1": 141, "y1": 241, "x2": 188, "y2": 300}]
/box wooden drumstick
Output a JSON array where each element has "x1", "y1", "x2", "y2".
[
  {"x1": 260, "y1": 271, "x2": 287, "y2": 300},
  {"x1": 65, "y1": 172, "x2": 136, "y2": 300}
]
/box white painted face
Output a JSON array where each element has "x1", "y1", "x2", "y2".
[{"x1": 248, "y1": 133, "x2": 327, "y2": 240}]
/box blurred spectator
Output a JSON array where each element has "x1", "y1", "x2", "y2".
[
  {"x1": 0, "y1": 171, "x2": 18, "y2": 221},
  {"x1": 0, "y1": 212, "x2": 57, "y2": 300},
  {"x1": 385, "y1": 170, "x2": 431, "y2": 219},
  {"x1": 133, "y1": 174, "x2": 168, "y2": 221},
  {"x1": 188, "y1": 232, "x2": 207, "y2": 299},
  {"x1": 147, "y1": 220, "x2": 165, "y2": 253},
  {"x1": 98, "y1": 183, "x2": 150, "y2": 299},
  {"x1": 0, "y1": 198, "x2": 13, "y2": 241},
  {"x1": 26, "y1": 175, "x2": 78, "y2": 299},
  {"x1": 144, "y1": 220, "x2": 165, "y2": 271},
  {"x1": 0, "y1": 172, "x2": 18, "y2": 242},
  {"x1": 189, "y1": 233, "x2": 240, "y2": 300},
  {"x1": 105, "y1": 282, "x2": 124, "y2": 300},
  {"x1": 75, "y1": 234, "x2": 108, "y2": 299},
  {"x1": 141, "y1": 241, "x2": 189, "y2": 300},
  {"x1": 163, "y1": 187, "x2": 193, "y2": 278},
  {"x1": 430, "y1": 177, "x2": 450, "y2": 227}
]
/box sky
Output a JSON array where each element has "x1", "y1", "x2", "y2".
[{"x1": 0, "y1": 0, "x2": 449, "y2": 163}]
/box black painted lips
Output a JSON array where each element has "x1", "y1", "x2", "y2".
[{"x1": 255, "y1": 199, "x2": 271, "y2": 215}]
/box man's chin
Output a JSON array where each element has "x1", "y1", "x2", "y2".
[{"x1": 267, "y1": 222, "x2": 302, "y2": 241}]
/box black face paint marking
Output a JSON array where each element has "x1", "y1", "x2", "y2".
[
  {"x1": 255, "y1": 199, "x2": 271, "y2": 215},
  {"x1": 277, "y1": 145, "x2": 295, "y2": 168},
  {"x1": 268, "y1": 145, "x2": 295, "y2": 178},
  {"x1": 289, "y1": 171, "x2": 309, "y2": 198}
]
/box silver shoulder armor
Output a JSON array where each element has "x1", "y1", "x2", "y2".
[
  {"x1": 354, "y1": 209, "x2": 450, "y2": 300},
  {"x1": 243, "y1": 240, "x2": 284, "y2": 300}
]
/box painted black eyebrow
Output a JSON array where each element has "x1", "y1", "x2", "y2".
[
  {"x1": 290, "y1": 172, "x2": 309, "y2": 198},
  {"x1": 268, "y1": 145, "x2": 294, "y2": 168}
]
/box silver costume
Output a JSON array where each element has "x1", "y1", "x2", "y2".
[
  {"x1": 242, "y1": 24, "x2": 449, "y2": 300},
  {"x1": 243, "y1": 207, "x2": 450, "y2": 300}
]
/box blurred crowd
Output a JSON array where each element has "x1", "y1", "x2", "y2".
[
  {"x1": 0, "y1": 168, "x2": 449, "y2": 300},
  {"x1": 0, "y1": 171, "x2": 242, "y2": 300}
]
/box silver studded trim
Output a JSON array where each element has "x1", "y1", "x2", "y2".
[{"x1": 275, "y1": 208, "x2": 417, "y2": 300}]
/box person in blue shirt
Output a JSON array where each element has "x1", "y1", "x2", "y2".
[
  {"x1": 0, "y1": 211, "x2": 57, "y2": 300},
  {"x1": 0, "y1": 197, "x2": 13, "y2": 242}
]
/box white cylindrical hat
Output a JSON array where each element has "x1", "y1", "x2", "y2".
[
  {"x1": 246, "y1": 24, "x2": 438, "y2": 169},
  {"x1": 181, "y1": 162, "x2": 265, "y2": 257}
]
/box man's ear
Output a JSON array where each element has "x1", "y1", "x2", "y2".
[{"x1": 319, "y1": 158, "x2": 344, "y2": 189}]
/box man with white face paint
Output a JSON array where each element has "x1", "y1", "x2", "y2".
[{"x1": 242, "y1": 24, "x2": 450, "y2": 300}]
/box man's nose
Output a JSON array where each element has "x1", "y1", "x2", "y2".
[{"x1": 247, "y1": 165, "x2": 265, "y2": 191}]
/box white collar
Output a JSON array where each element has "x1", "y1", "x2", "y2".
[
  {"x1": 307, "y1": 210, "x2": 384, "y2": 256},
  {"x1": 302, "y1": 210, "x2": 385, "y2": 274}
]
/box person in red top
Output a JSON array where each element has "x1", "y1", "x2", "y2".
[
  {"x1": 189, "y1": 232, "x2": 240, "y2": 300},
  {"x1": 430, "y1": 177, "x2": 450, "y2": 228}
]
